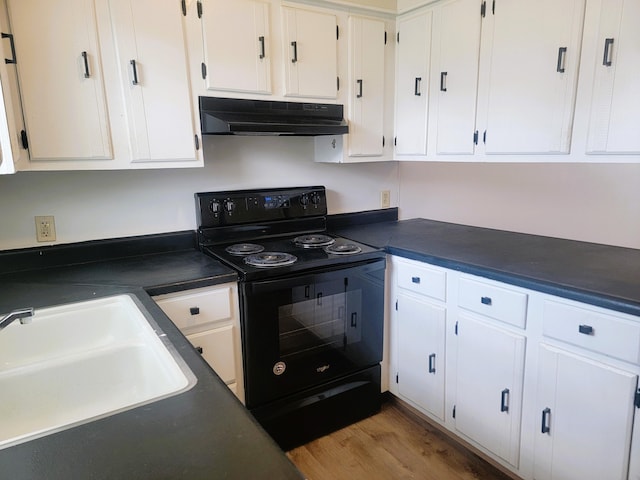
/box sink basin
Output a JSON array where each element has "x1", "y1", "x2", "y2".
[{"x1": 0, "y1": 294, "x2": 196, "y2": 449}]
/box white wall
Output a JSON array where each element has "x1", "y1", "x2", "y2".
[
  {"x1": 398, "y1": 162, "x2": 640, "y2": 249},
  {"x1": 0, "y1": 137, "x2": 398, "y2": 250}
]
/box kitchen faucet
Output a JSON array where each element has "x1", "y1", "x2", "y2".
[{"x1": 0, "y1": 307, "x2": 34, "y2": 331}]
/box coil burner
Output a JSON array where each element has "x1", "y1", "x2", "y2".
[
  {"x1": 324, "y1": 242, "x2": 363, "y2": 255},
  {"x1": 225, "y1": 243, "x2": 265, "y2": 256},
  {"x1": 244, "y1": 252, "x2": 298, "y2": 268},
  {"x1": 293, "y1": 234, "x2": 335, "y2": 249}
]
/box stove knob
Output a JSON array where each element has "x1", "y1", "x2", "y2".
[
  {"x1": 310, "y1": 192, "x2": 321, "y2": 206},
  {"x1": 299, "y1": 194, "x2": 309, "y2": 207},
  {"x1": 224, "y1": 200, "x2": 235, "y2": 215},
  {"x1": 209, "y1": 200, "x2": 221, "y2": 215}
]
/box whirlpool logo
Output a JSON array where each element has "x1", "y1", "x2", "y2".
[{"x1": 316, "y1": 364, "x2": 330, "y2": 373}]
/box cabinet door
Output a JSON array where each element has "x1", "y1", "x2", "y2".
[
  {"x1": 7, "y1": 0, "x2": 112, "y2": 161},
  {"x1": 430, "y1": 0, "x2": 481, "y2": 155},
  {"x1": 455, "y1": 313, "x2": 525, "y2": 467},
  {"x1": 282, "y1": 6, "x2": 337, "y2": 99},
  {"x1": 394, "y1": 10, "x2": 431, "y2": 156},
  {"x1": 479, "y1": 0, "x2": 585, "y2": 154},
  {"x1": 586, "y1": 0, "x2": 640, "y2": 154},
  {"x1": 534, "y1": 345, "x2": 637, "y2": 480},
  {"x1": 187, "y1": 325, "x2": 237, "y2": 384},
  {"x1": 347, "y1": 16, "x2": 385, "y2": 157},
  {"x1": 201, "y1": 0, "x2": 271, "y2": 94},
  {"x1": 108, "y1": 0, "x2": 197, "y2": 163},
  {"x1": 396, "y1": 293, "x2": 446, "y2": 420}
]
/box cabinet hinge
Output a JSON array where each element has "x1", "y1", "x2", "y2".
[
  {"x1": 481, "y1": 1, "x2": 486, "y2": 17},
  {"x1": 455, "y1": 321, "x2": 459, "y2": 335},
  {"x1": 337, "y1": 77, "x2": 340, "y2": 91},
  {"x1": 181, "y1": 0, "x2": 186, "y2": 16},
  {"x1": 201, "y1": 62, "x2": 207, "y2": 79},
  {"x1": 194, "y1": 134, "x2": 200, "y2": 151},
  {"x1": 20, "y1": 129, "x2": 28, "y2": 149},
  {"x1": 197, "y1": 0, "x2": 203, "y2": 18},
  {"x1": 635, "y1": 389, "x2": 640, "y2": 408},
  {"x1": 453, "y1": 405, "x2": 456, "y2": 418},
  {"x1": 473, "y1": 130, "x2": 479, "y2": 145},
  {"x1": 396, "y1": 373, "x2": 399, "y2": 384},
  {"x1": 336, "y1": 25, "x2": 340, "y2": 40},
  {"x1": 384, "y1": 31, "x2": 387, "y2": 45}
]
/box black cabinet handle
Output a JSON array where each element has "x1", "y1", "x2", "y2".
[
  {"x1": 501, "y1": 388, "x2": 510, "y2": 413},
  {"x1": 578, "y1": 324, "x2": 594, "y2": 335},
  {"x1": 414, "y1": 77, "x2": 422, "y2": 96},
  {"x1": 258, "y1": 36, "x2": 265, "y2": 59},
  {"x1": 81, "y1": 51, "x2": 90, "y2": 78},
  {"x1": 291, "y1": 41, "x2": 298, "y2": 63},
  {"x1": 411, "y1": 276, "x2": 421, "y2": 284},
  {"x1": 481, "y1": 296, "x2": 492, "y2": 306},
  {"x1": 130, "y1": 59, "x2": 139, "y2": 85},
  {"x1": 556, "y1": 47, "x2": 567, "y2": 73},
  {"x1": 440, "y1": 71, "x2": 447, "y2": 92},
  {"x1": 603, "y1": 38, "x2": 614, "y2": 66},
  {"x1": 351, "y1": 312, "x2": 357, "y2": 328},
  {"x1": 2, "y1": 33, "x2": 16, "y2": 64},
  {"x1": 541, "y1": 407, "x2": 551, "y2": 434},
  {"x1": 195, "y1": 346, "x2": 203, "y2": 354},
  {"x1": 356, "y1": 79, "x2": 363, "y2": 98},
  {"x1": 428, "y1": 353, "x2": 436, "y2": 373},
  {"x1": 189, "y1": 307, "x2": 200, "y2": 315}
]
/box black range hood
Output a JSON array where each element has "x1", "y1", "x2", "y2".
[{"x1": 199, "y1": 96, "x2": 348, "y2": 136}]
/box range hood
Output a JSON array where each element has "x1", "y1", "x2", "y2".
[{"x1": 199, "y1": 97, "x2": 348, "y2": 136}]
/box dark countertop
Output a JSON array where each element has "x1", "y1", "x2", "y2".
[
  {"x1": 332, "y1": 217, "x2": 640, "y2": 318},
  {"x1": 0, "y1": 236, "x2": 303, "y2": 480}
]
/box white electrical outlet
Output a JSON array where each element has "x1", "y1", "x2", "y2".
[
  {"x1": 380, "y1": 190, "x2": 391, "y2": 208},
  {"x1": 35, "y1": 216, "x2": 56, "y2": 242}
]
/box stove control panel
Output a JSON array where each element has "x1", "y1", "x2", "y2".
[{"x1": 196, "y1": 186, "x2": 328, "y2": 228}]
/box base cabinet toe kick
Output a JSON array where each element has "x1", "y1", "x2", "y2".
[{"x1": 388, "y1": 255, "x2": 640, "y2": 480}]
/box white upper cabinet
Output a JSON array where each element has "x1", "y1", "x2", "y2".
[
  {"x1": 347, "y1": 15, "x2": 385, "y2": 157},
  {"x1": 282, "y1": 5, "x2": 338, "y2": 99},
  {"x1": 200, "y1": 0, "x2": 272, "y2": 95},
  {"x1": 106, "y1": 0, "x2": 198, "y2": 164},
  {"x1": 429, "y1": 0, "x2": 481, "y2": 156},
  {"x1": 6, "y1": 0, "x2": 112, "y2": 162},
  {"x1": 478, "y1": 0, "x2": 585, "y2": 155},
  {"x1": 394, "y1": 9, "x2": 431, "y2": 156},
  {"x1": 586, "y1": 0, "x2": 640, "y2": 154}
]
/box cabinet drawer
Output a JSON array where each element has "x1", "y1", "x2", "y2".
[
  {"x1": 543, "y1": 300, "x2": 640, "y2": 365},
  {"x1": 396, "y1": 259, "x2": 446, "y2": 301},
  {"x1": 458, "y1": 277, "x2": 527, "y2": 328},
  {"x1": 155, "y1": 285, "x2": 232, "y2": 332},
  {"x1": 186, "y1": 325, "x2": 236, "y2": 384}
]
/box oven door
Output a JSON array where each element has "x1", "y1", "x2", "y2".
[{"x1": 240, "y1": 259, "x2": 385, "y2": 408}]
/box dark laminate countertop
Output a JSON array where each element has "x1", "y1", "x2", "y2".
[
  {"x1": 0, "y1": 233, "x2": 303, "y2": 480},
  {"x1": 332, "y1": 217, "x2": 640, "y2": 318}
]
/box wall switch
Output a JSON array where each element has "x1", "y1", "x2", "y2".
[
  {"x1": 35, "y1": 216, "x2": 56, "y2": 242},
  {"x1": 380, "y1": 190, "x2": 391, "y2": 208}
]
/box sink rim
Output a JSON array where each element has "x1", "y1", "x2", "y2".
[{"x1": 0, "y1": 294, "x2": 197, "y2": 450}]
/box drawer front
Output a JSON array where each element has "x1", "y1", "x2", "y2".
[
  {"x1": 186, "y1": 325, "x2": 236, "y2": 383},
  {"x1": 155, "y1": 286, "x2": 232, "y2": 332},
  {"x1": 396, "y1": 259, "x2": 446, "y2": 301},
  {"x1": 543, "y1": 300, "x2": 640, "y2": 364},
  {"x1": 458, "y1": 277, "x2": 528, "y2": 328}
]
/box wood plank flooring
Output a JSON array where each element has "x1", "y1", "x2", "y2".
[{"x1": 287, "y1": 398, "x2": 514, "y2": 480}]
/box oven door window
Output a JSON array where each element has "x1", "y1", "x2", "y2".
[{"x1": 241, "y1": 260, "x2": 385, "y2": 408}]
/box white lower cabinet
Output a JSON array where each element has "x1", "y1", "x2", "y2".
[
  {"x1": 454, "y1": 312, "x2": 525, "y2": 467},
  {"x1": 153, "y1": 283, "x2": 244, "y2": 403},
  {"x1": 388, "y1": 254, "x2": 640, "y2": 479},
  {"x1": 534, "y1": 344, "x2": 637, "y2": 480},
  {"x1": 396, "y1": 292, "x2": 446, "y2": 420}
]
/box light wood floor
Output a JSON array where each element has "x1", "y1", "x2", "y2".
[{"x1": 287, "y1": 398, "x2": 514, "y2": 480}]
